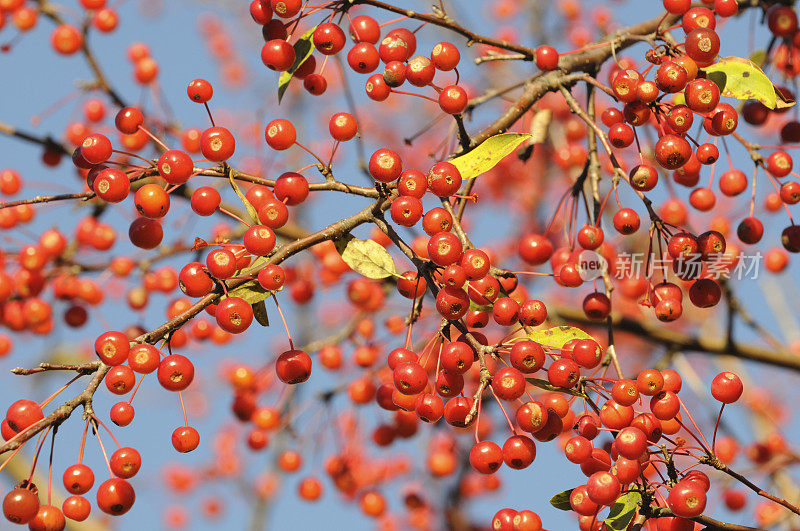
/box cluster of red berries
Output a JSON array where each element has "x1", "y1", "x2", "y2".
[{"x1": 252, "y1": 1, "x2": 470, "y2": 113}]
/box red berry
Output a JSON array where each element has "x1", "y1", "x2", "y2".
[
  {"x1": 110, "y1": 446, "x2": 141, "y2": 479},
  {"x1": 347, "y1": 42, "x2": 380, "y2": 73},
  {"x1": 215, "y1": 297, "x2": 254, "y2": 334},
  {"x1": 157, "y1": 149, "x2": 193, "y2": 185},
  {"x1": 157, "y1": 354, "x2": 195, "y2": 391},
  {"x1": 491, "y1": 367, "x2": 526, "y2": 400},
  {"x1": 586, "y1": 470, "x2": 621, "y2": 505},
  {"x1": 427, "y1": 161, "x2": 462, "y2": 197},
  {"x1": 667, "y1": 481, "x2": 706, "y2": 518},
  {"x1": 28, "y1": 504, "x2": 65, "y2": 531},
  {"x1": 134, "y1": 183, "x2": 170, "y2": 219},
  {"x1": 710, "y1": 371, "x2": 743, "y2": 403},
  {"x1": 3, "y1": 487, "x2": 39, "y2": 524},
  {"x1": 438, "y1": 85, "x2": 468, "y2": 114},
  {"x1": 767, "y1": 150, "x2": 793, "y2": 177},
  {"x1": 51, "y1": 24, "x2": 83, "y2": 55},
  {"x1": 502, "y1": 435, "x2": 536, "y2": 469},
  {"x1": 348, "y1": 15, "x2": 380, "y2": 44},
  {"x1": 190, "y1": 187, "x2": 221, "y2": 216},
  {"x1": 684, "y1": 28, "x2": 720, "y2": 64},
  {"x1": 172, "y1": 426, "x2": 200, "y2": 453},
  {"x1": 264, "y1": 118, "x2": 296, "y2": 150},
  {"x1": 270, "y1": 0, "x2": 301, "y2": 18},
  {"x1": 276, "y1": 349, "x2": 312, "y2": 384},
  {"x1": 200, "y1": 126, "x2": 236, "y2": 162},
  {"x1": 261, "y1": 39, "x2": 295, "y2": 71},
  {"x1": 258, "y1": 264, "x2": 286, "y2": 290},
  {"x1": 435, "y1": 286, "x2": 469, "y2": 320},
  {"x1": 187, "y1": 78, "x2": 213, "y2": 103},
  {"x1": 305, "y1": 74, "x2": 330, "y2": 95},
  {"x1": 274, "y1": 171, "x2": 308, "y2": 205},
  {"x1": 535, "y1": 45, "x2": 559, "y2": 70},
  {"x1": 94, "y1": 331, "x2": 130, "y2": 366},
  {"x1": 547, "y1": 358, "x2": 580, "y2": 388},
  {"x1": 655, "y1": 134, "x2": 692, "y2": 170},
  {"x1": 393, "y1": 362, "x2": 428, "y2": 395},
  {"x1": 96, "y1": 478, "x2": 135, "y2": 516},
  {"x1": 390, "y1": 196, "x2": 423, "y2": 227},
  {"x1": 663, "y1": 0, "x2": 691, "y2": 15},
  {"x1": 368, "y1": 148, "x2": 402, "y2": 182},
  {"x1": 244, "y1": 225, "x2": 276, "y2": 256},
  {"x1": 63, "y1": 464, "x2": 95, "y2": 495},
  {"x1": 428, "y1": 232, "x2": 463, "y2": 266},
  {"x1": 768, "y1": 5, "x2": 798, "y2": 37},
  {"x1": 509, "y1": 341, "x2": 545, "y2": 373},
  {"x1": 250, "y1": 0, "x2": 272, "y2": 24},
  {"x1": 469, "y1": 440, "x2": 503, "y2": 474},
  {"x1": 313, "y1": 23, "x2": 346, "y2": 55},
  {"x1": 431, "y1": 41, "x2": 460, "y2": 70},
  {"x1": 62, "y1": 496, "x2": 90, "y2": 522},
  {"x1": 110, "y1": 402, "x2": 135, "y2": 427},
  {"x1": 80, "y1": 133, "x2": 113, "y2": 164},
  {"x1": 329, "y1": 112, "x2": 357, "y2": 141}
]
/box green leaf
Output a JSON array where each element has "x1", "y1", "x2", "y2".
[
  {"x1": 278, "y1": 26, "x2": 317, "y2": 103},
  {"x1": 449, "y1": 132, "x2": 532, "y2": 180},
  {"x1": 227, "y1": 172, "x2": 259, "y2": 224},
  {"x1": 604, "y1": 491, "x2": 641, "y2": 531},
  {"x1": 526, "y1": 377, "x2": 586, "y2": 398},
  {"x1": 468, "y1": 300, "x2": 492, "y2": 312},
  {"x1": 549, "y1": 489, "x2": 574, "y2": 511},
  {"x1": 253, "y1": 300, "x2": 269, "y2": 327},
  {"x1": 703, "y1": 56, "x2": 794, "y2": 110},
  {"x1": 229, "y1": 280, "x2": 272, "y2": 305},
  {"x1": 334, "y1": 234, "x2": 397, "y2": 279},
  {"x1": 527, "y1": 326, "x2": 594, "y2": 349}
]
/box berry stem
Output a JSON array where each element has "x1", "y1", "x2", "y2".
[
  {"x1": 390, "y1": 89, "x2": 440, "y2": 104},
  {"x1": 490, "y1": 386, "x2": 517, "y2": 435},
  {"x1": 378, "y1": 15, "x2": 409, "y2": 28},
  {"x1": 39, "y1": 374, "x2": 83, "y2": 409},
  {"x1": 127, "y1": 374, "x2": 146, "y2": 405},
  {"x1": 203, "y1": 102, "x2": 216, "y2": 127},
  {"x1": 78, "y1": 417, "x2": 90, "y2": 464},
  {"x1": 94, "y1": 417, "x2": 122, "y2": 449},
  {"x1": 136, "y1": 125, "x2": 171, "y2": 151},
  {"x1": 178, "y1": 391, "x2": 189, "y2": 427},
  {"x1": 92, "y1": 421, "x2": 114, "y2": 477},
  {"x1": 47, "y1": 428, "x2": 55, "y2": 505},
  {"x1": 711, "y1": 403, "x2": 724, "y2": 456},
  {"x1": 272, "y1": 293, "x2": 295, "y2": 350},
  {"x1": 293, "y1": 141, "x2": 328, "y2": 167},
  {"x1": 27, "y1": 426, "x2": 52, "y2": 484},
  {"x1": 218, "y1": 207, "x2": 251, "y2": 226},
  {"x1": 111, "y1": 149, "x2": 155, "y2": 166}
]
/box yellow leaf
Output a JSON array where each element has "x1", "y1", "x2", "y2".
[
  {"x1": 703, "y1": 56, "x2": 794, "y2": 110},
  {"x1": 450, "y1": 132, "x2": 531, "y2": 180},
  {"x1": 335, "y1": 235, "x2": 397, "y2": 279},
  {"x1": 527, "y1": 326, "x2": 594, "y2": 349}
]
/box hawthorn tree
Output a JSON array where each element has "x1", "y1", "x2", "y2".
[{"x1": 0, "y1": 0, "x2": 799, "y2": 529}]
